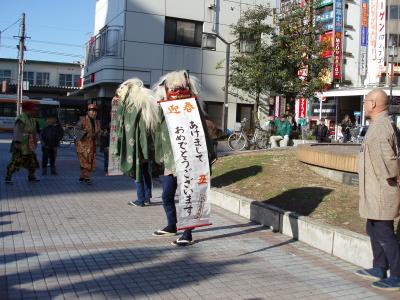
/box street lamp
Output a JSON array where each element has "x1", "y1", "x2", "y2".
[
  {"x1": 202, "y1": 32, "x2": 255, "y2": 132},
  {"x1": 389, "y1": 37, "x2": 398, "y2": 113}
]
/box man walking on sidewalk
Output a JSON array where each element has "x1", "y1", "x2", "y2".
[
  {"x1": 355, "y1": 89, "x2": 400, "y2": 291},
  {"x1": 5, "y1": 101, "x2": 40, "y2": 183},
  {"x1": 75, "y1": 104, "x2": 100, "y2": 185}
]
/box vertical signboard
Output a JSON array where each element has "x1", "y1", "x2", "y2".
[
  {"x1": 376, "y1": 0, "x2": 386, "y2": 75},
  {"x1": 333, "y1": 0, "x2": 343, "y2": 81},
  {"x1": 359, "y1": 0, "x2": 368, "y2": 76},
  {"x1": 367, "y1": 0, "x2": 378, "y2": 84}
]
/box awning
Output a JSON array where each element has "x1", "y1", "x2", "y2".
[{"x1": 322, "y1": 87, "x2": 400, "y2": 97}]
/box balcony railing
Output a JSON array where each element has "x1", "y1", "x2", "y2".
[{"x1": 86, "y1": 26, "x2": 122, "y2": 65}]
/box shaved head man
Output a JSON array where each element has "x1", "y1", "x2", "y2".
[
  {"x1": 355, "y1": 89, "x2": 400, "y2": 291},
  {"x1": 364, "y1": 89, "x2": 389, "y2": 118}
]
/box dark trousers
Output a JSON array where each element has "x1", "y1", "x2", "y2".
[
  {"x1": 162, "y1": 175, "x2": 178, "y2": 229},
  {"x1": 103, "y1": 149, "x2": 109, "y2": 172},
  {"x1": 6, "y1": 151, "x2": 36, "y2": 179},
  {"x1": 161, "y1": 175, "x2": 192, "y2": 238},
  {"x1": 42, "y1": 146, "x2": 56, "y2": 169},
  {"x1": 367, "y1": 219, "x2": 400, "y2": 277},
  {"x1": 135, "y1": 163, "x2": 152, "y2": 205}
]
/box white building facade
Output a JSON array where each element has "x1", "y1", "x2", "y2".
[{"x1": 83, "y1": 0, "x2": 275, "y2": 129}]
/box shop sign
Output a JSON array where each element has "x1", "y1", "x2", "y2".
[
  {"x1": 320, "y1": 31, "x2": 333, "y2": 58},
  {"x1": 333, "y1": 31, "x2": 342, "y2": 80},
  {"x1": 376, "y1": 0, "x2": 386, "y2": 74},
  {"x1": 334, "y1": 0, "x2": 343, "y2": 33}
]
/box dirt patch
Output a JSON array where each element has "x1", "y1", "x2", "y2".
[{"x1": 211, "y1": 149, "x2": 371, "y2": 235}]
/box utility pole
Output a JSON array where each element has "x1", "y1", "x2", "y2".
[{"x1": 16, "y1": 13, "x2": 26, "y2": 116}]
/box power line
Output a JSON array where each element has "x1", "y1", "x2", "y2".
[
  {"x1": 0, "y1": 44, "x2": 84, "y2": 58},
  {"x1": 0, "y1": 18, "x2": 20, "y2": 33},
  {"x1": 1, "y1": 35, "x2": 84, "y2": 48}
]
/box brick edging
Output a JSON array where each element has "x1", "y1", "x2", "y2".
[{"x1": 210, "y1": 188, "x2": 372, "y2": 268}]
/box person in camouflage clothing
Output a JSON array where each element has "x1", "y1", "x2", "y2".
[
  {"x1": 5, "y1": 101, "x2": 39, "y2": 183},
  {"x1": 75, "y1": 104, "x2": 101, "y2": 185}
]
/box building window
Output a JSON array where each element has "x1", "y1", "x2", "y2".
[
  {"x1": 164, "y1": 17, "x2": 203, "y2": 47},
  {"x1": 0, "y1": 69, "x2": 11, "y2": 82},
  {"x1": 36, "y1": 72, "x2": 50, "y2": 86},
  {"x1": 390, "y1": 5, "x2": 399, "y2": 19},
  {"x1": 73, "y1": 74, "x2": 81, "y2": 87},
  {"x1": 59, "y1": 74, "x2": 73, "y2": 86},
  {"x1": 23, "y1": 71, "x2": 35, "y2": 85}
]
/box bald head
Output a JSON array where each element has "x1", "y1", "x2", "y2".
[{"x1": 364, "y1": 89, "x2": 388, "y2": 118}]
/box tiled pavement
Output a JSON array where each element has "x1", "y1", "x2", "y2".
[{"x1": 0, "y1": 134, "x2": 398, "y2": 300}]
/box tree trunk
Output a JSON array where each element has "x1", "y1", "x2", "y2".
[{"x1": 253, "y1": 92, "x2": 260, "y2": 126}]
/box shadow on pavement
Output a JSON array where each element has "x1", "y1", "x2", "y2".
[
  {"x1": 212, "y1": 165, "x2": 262, "y2": 188},
  {"x1": 195, "y1": 225, "x2": 268, "y2": 243},
  {"x1": 2, "y1": 247, "x2": 249, "y2": 298},
  {"x1": 0, "y1": 211, "x2": 21, "y2": 218},
  {"x1": 239, "y1": 239, "x2": 297, "y2": 256},
  {"x1": 0, "y1": 231, "x2": 24, "y2": 239}
]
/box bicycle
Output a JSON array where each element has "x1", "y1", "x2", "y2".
[{"x1": 227, "y1": 118, "x2": 271, "y2": 151}]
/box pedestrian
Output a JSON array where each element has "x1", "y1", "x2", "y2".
[
  {"x1": 205, "y1": 117, "x2": 218, "y2": 156},
  {"x1": 100, "y1": 122, "x2": 110, "y2": 175},
  {"x1": 269, "y1": 114, "x2": 292, "y2": 148},
  {"x1": 75, "y1": 104, "x2": 101, "y2": 185},
  {"x1": 152, "y1": 70, "x2": 217, "y2": 246},
  {"x1": 112, "y1": 78, "x2": 159, "y2": 207},
  {"x1": 5, "y1": 101, "x2": 40, "y2": 183},
  {"x1": 355, "y1": 89, "x2": 400, "y2": 291},
  {"x1": 313, "y1": 118, "x2": 329, "y2": 143},
  {"x1": 40, "y1": 116, "x2": 64, "y2": 175},
  {"x1": 341, "y1": 114, "x2": 352, "y2": 143}
]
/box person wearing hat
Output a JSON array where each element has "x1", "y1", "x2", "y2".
[
  {"x1": 269, "y1": 114, "x2": 292, "y2": 148},
  {"x1": 75, "y1": 103, "x2": 101, "y2": 184},
  {"x1": 5, "y1": 101, "x2": 40, "y2": 183}
]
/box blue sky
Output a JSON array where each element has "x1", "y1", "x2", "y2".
[{"x1": 0, "y1": 0, "x2": 95, "y2": 63}]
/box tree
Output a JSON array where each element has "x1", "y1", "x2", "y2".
[
  {"x1": 229, "y1": 5, "x2": 274, "y2": 124},
  {"x1": 266, "y1": 2, "x2": 330, "y2": 101}
]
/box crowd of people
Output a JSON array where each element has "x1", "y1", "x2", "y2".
[{"x1": 3, "y1": 78, "x2": 400, "y2": 290}]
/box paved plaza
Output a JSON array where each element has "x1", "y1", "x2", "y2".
[{"x1": 0, "y1": 134, "x2": 398, "y2": 299}]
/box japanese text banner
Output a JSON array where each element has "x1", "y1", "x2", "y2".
[
  {"x1": 160, "y1": 98, "x2": 211, "y2": 230},
  {"x1": 108, "y1": 97, "x2": 123, "y2": 176}
]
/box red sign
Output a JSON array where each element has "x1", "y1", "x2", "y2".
[
  {"x1": 320, "y1": 31, "x2": 333, "y2": 58},
  {"x1": 333, "y1": 31, "x2": 342, "y2": 80},
  {"x1": 298, "y1": 98, "x2": 307, "y2": 118}
]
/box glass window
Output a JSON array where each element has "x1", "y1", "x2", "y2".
[
  {"x1": 59, "y1": 74, "x2": 73, "y2": 86},
  {"x1": 23, "y1": 71, "x2": 35, "y2": 85},
  {"x1": 36, "y1": 72, "x2": 50, "y2": 86},
  {"x1": 0, "y1": 69, "x2": 11, "y2": 82},
  {"x1": 73, "y1": 75, "x2": 81, "y2": 87},
  {"x1": 164, "y1": 17, "x2": 203, "y2": 47},
  {"x1": 390, "y1": 5, "x2": 399, "y2": 19}
]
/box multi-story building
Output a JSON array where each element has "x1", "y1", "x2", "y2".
[
  {"x1": 82, "y1": 0, "x2": 276, "y2": 130},
  {"x1": 0, "y1": 58, "x2": 85, "y2": 124}
]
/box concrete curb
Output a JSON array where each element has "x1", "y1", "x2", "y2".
[{"x1": 210, "y1": 188, "x2": 372, "y2": 268}]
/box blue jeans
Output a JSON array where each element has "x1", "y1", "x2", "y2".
[
  {"x1": 135, "y1": 163, "x2": 152, "y2": 205},
  {"x1": 162, "y1": 175, "x2": 178, "y2": 229}
]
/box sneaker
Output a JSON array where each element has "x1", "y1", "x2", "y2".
[
  {"x1": 128, "y1": 200, "x2": 145, "y2": 207},
  {"x1": 371, "y1": 277, "x2": 400, "y2": 291},
  {"x1": 152, "y1": 226, "x2": 177, "y2": 237},
  {"x1": 28, "y1": 177, "x2": 40, "y2": 182},
  {"x1": 84, "y1": 179, "x2": 92, "y2": 185},
  {"x1": 355, "y1": 268, "x2": 387, "y2": 281},
  {"x1": 5, "y1": 177, "x2": 12, "y2": 184},
  {"x1": 144, "y1": 199, "x2": 151, "y2": 206},
  {"x1": 171, "y1": 236, "x2": 195, "y2": 247},
  {"x1": 79, "y1": 177, "x2": 84, "y2": 183}
]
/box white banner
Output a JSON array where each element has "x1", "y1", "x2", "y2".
[
  {"x1": 376, "y1": 0, "x2": 386, "y2": 74},
  {"x1": 108, "y1": 97, "x2": 123, "y2": 176},
  {"x1": 366, "y1": 0, "x2": 379, "y2": 84},
  {"x1": 160, "y1": 98, "x2": 211, "y2": 230}
]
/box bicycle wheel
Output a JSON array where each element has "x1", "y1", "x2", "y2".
[
  {"x1": 228, "y1": 133, "x2": 246, "y2": 151},
  {"x1": 256, "y1": 136, "x2": 269, "y2": 149}
]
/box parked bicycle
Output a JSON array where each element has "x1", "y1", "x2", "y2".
[
  {"x1": 227, "y1": 118, "x2": 270, "y2": 151},
  {"x1": 60, "y1": 125, "x2": 76, "y2": 146}
]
